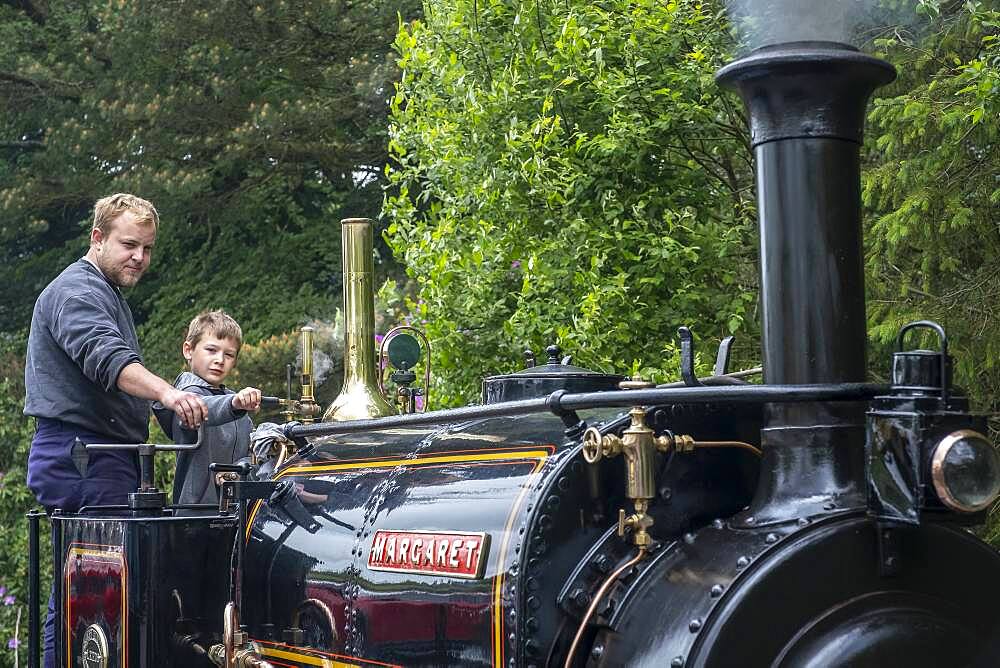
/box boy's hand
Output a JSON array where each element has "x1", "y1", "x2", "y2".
[{"x1": 232, "y1": 387, "x2": 262, "y2": 413}]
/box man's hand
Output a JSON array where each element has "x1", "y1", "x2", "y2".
[
  {"x1": 232, "y1": 387, "x2": 262, "y2": 413},
  {"x1": 161, "y1": 388, "x2": 209, "y2": 428}
]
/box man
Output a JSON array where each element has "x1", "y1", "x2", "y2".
[{"x1": 23, "y1": 193, "x2": 208, "y2": 667}]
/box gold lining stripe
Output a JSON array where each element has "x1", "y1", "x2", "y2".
[
  {"x1": 279, "y1": 449, "x2": 552, "y2": 476},
  {"x1": 260, "y1": 646, "x2": 357, "y2": 667},
  {"x1": 259, "y1": 644, "x2": 400, "y2": 667},
  {"x1": 492, "y1": 457, "x2": 546, "y2": 666}
]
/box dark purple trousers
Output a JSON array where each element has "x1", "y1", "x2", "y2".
[{"x1": 27, "y1": 418, "x2": 139, "y2": 668}]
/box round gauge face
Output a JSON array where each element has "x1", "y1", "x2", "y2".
[
  {"x1": 387, "y1": 333, "x2": 421, "y2": 370},
  {"x1": 81, "y1": 624, "x2": 109, "y2": 668}
]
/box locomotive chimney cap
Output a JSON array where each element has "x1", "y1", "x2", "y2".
[{"x1": 716, "y1": 41, "x2": 896, "y2": 147}]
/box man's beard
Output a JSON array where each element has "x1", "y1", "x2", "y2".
[{"x1": 96, "y1": 254, "x2": 143, "y2": 288}]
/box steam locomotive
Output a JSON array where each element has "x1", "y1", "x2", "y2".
[{"x1": 27, "y1": 40, "x2": 1000, "y2": 668}]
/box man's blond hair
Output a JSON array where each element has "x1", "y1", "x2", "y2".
[
  {"x1": 92, "y1": 193, "x2": 160, "y2": 234},
  {"x1": 184, "y1": 310, "x2": 243, "y2": 354}
]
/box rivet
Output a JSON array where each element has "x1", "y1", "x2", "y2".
[
  {"x1": 526, "y1": 616, "x2": 539, "y2": 631},
  {"x1": 528, "y1": 558, "x2": 540, "y2": 569},
  {"x1": 710, "y1": 584, "x2": 724, "y2": 598},
  {"x1": 518, "y1": 526, "x2": 526, "y2": 535},
  {"x1": 671, "y1": 657, "x2": 684, "y2": 667},
  {"x1": 572, "y1": 460, "x2": 583, "y2": 473},
  {"x1": 546, "y1": 494, "x2": 561, "y2": 510},
  {"x1": 527, "y1": 596, "x2": 541, "y2": 610},
  {"x1": 689, "y1": 618, "x2": 702, "y2": 633},
  {"x1": 558, "y1": 476, "x2": 570, "y2": 491},
  {"x1": 525, "y1": 640, "x2": 540, "y2": 656},
  {"x1": 712, "y1": 518, "x2": 724, "y2": 529},
  {"x1": 508, "y1": 632, "x2": 517, "y2": 645},
  {"x1": 659, "y1": 486, "x2": 673, "y2": 501},
  {"x1": 539, "y1": 514, "x2": 553, "y2": 530},
  {"x1": 509, "y1": 609, "x2": 517, "y2": 622},
  {"x1": 744, "y1": 516, "x2": 756, "y2": 525},
  {"x1": 526, "y1": 577, "x2": 539, "y2": 592},
  {"x1": 823, "y1": 502, "x2": 835, "y2": 511},
  {"x1": 571, "y1": 588, "x2": 591, "y2": 608},
  {"x1": 736, "y1": 556, "x2": 749, "y2": 569},
  {"x1": 765, "y1": 533, "x2": 778, "y2": 544},
  {"x1": 508, "y1": 659, "x2": 517, "y2": 668},
  {"x1": 591, "y1": 644, "x2": 605, "y2": 659},
  {"x1": 683, "y1": 533, "x2": 695, "y2": 544},
  {"x1": 592, "y1": 554, "x2": 612, "y2": 574},
  {"x1": 797, "y1": 517, "x2": 810, "y2": 526},
  {"x1": 532, "y1": 540, "x2": 547, "y2": 556}
]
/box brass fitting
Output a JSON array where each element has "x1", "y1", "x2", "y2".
[
  {"x1": 581, "y1": 376, "x2": 695, "y2": 547},
  {"x1": 278, "y1": 398, "x2": 322, "y2": 423},
  {"x1": 208, "y1": 602, "x2": 274, "y2": 668},
  {"x1": 618, "y1": 501, "x2": 655, "y2": 547}
]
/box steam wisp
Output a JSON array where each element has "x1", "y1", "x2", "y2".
[{"x1": 725, "y1": 0, "x2": 932, "y2": 52}]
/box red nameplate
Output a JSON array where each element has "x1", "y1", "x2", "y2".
[{"x1": 368, "y1": 530, "x2": 490, "y2": 579}]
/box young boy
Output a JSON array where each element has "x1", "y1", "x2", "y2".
[{"x1": 154, "y1": 310, "x2": 262, "y2": 505}]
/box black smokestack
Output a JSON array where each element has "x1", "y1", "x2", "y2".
[{"x1": 716, "y1": 42, "x2": 895, "y2": 523}]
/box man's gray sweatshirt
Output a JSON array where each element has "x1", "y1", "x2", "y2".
[
  {"x1": 153, "y1": 371, "x2": 252, "y2": 505},
  {"x1": 24, "y1": 259, "x2": 149, "y2": 442}
]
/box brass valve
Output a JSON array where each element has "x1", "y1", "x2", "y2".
[
  {"x1": 618, "y1": 501, "x2": 655, "y2": 548},
  {"x1": 581, "y1": 376, "x2": 699, "y2": 548},
  {"x1": 208, "y1": 602, "x2": 274, "y2": 668}
]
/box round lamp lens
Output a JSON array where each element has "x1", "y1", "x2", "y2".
[{"x1": 932, "y1": 430, "x2": 1000, "y2": 513}]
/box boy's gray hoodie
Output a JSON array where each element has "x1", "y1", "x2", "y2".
[{"x1": 153, "y1": 371, "x2": 252, "y2": 505}]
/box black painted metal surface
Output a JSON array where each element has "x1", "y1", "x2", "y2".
[
  {"x1": 714, "y1": 42, "x2": 899, "y2": 527},
  {"x1": 52, "y1": 509, "x2": 237, "y2": 668},
  {"x1": 591, "y1": 512, "x2": 1000, "y2": 667},
  {"x1": 482, "y1": 345, "x2": 624, "y2": 404}
]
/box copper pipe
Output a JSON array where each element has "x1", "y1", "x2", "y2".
[
  {"x1": 563, "y1": 547, "x2": 647, "y2": 668},
  {"x1": 693, "y1": 440, "x2": 763, "y2": 457}
]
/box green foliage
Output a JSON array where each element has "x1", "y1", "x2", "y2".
[
  {"x1": 0, "y1": 0, "x2": 418, "y2": 377},
  {"x1": 864, "y1": 5, "x2": 1000, "y2": 396},
  {"x1": 0, "y1": 337, "x2": 45, "y2": 664},
  {"x1": 386, "y1": 0, "x2": 759, "y2": 406}
]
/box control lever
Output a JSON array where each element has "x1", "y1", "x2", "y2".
[{"x1": 83, "y1": 426, "x2": 206, "y2": 512}]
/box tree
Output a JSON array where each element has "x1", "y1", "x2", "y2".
[
  {"x1": 864, "y1": 3, "x2": 1000, "y2": 428},
  {"x1": 385, "y1": 0, "x2": 759, "y2": 406},
  {"x1": 0, "y1": 0, "x2": 417, "y2": 376}
]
